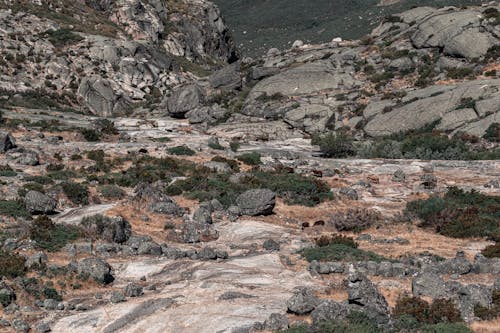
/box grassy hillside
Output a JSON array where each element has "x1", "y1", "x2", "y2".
[{"x1": 213, "y1": 0, "x2": 489, "y2": 56}]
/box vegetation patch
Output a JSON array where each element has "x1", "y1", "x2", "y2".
[
  {"x1": 61, "y1": 181, "x2": 89, "y2": 205},
  {"x1": 406, "y1": 187, "x2": 500, "y2": 240},
  {"x1": 236, "y1": 152, "x2": 262, "y2": 165},
  {"x1": 29, "y1": 215, "x2": 82, "y2": 252},
  {"x1": 0, "y1": 251, "x2": 26, "y2": 278},
  {"x1": 300, "y1": 235, "x2": 389, "y2": 262},
  {"x1": 168, "y1": 145, "x2": 196, "y2": 156},
  {"x1": 474, "y1": 290, "x2": 500, "y2": 320},
  {"x1": 0, "y1": 200, "x2": 31, "y2": 219},
  {"x1": 312, "y1": 131, "x2": 355, "y2": 158}
]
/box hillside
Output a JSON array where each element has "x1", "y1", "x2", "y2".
[{"x1": 213, "y1": 0, "x2": 490, "y2": 56}]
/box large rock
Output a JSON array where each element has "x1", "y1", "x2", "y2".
[
  {"x1": 78, "y1": 76, "x2": 130, "y2": 117},
  {"x1": 347, "y1": 270, "x2": 390, "y2": 325},
  {"x1": 236, "y1": 189, "x2": 275, "y2": 216},
  {"x1": 166, "y1": 84, "x2": 204, "y2": 118},
  {"x1": 311, "y1": 300, "x2": 349, "y2": 326},
  {"x1": 0, "y1": 132, "x2": 16, "y2": 153},
  {"x1": 24, "y1": 191, "x2": 57, "y2": 214},
  {"x1": 364, "y1": 79, "x2": 500, "y2": 137},
  {"x1": 77, "y1": 257, "x2": 114, "y2": 284},
  {"x1": 411, "y1": 10, "x2": 498, "y2": 59},
  {"x1": 412, "y1": 271, "x2": 448, "y2": 299},
  {"x1": 286, "y1": 287, "x2": 320, "y2": 315},
  {"x1": 209, "y1": 63, "x2": 241, "y2": 90},
  {"x1": 81, "y1": 215, "x2": 131, "y2": 244}
]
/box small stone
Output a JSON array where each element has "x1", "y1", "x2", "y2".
[
  {"x1": 263, "y1": 239, "x2": 280, "y2": 251},
  {"x1": 110, "y1": 291, "x2": 126, "y2": 303},
  {"x1": 124, "y1": 283, "x2": 143, "y2": 297}
]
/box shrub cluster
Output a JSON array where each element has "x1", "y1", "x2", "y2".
[
  {"x1": 393, "y1": 296, "x2": 462, "y2": 325},
  {"x1": 312, "y1": 130, "x2": 355, "y2": 158},
  {"x1": 0, "y1": 251, "x2": 26, "y2": 278},
  {"x1": 406, "y1": 187, "x2": 499, "y2": 240},
  {"x1": 29, "y1": 215, "x2": 82, "y2": 252},
  {"x1": 300, "y1": 234, "x2": 388, "y2": 263},
  {"x1": 474, "y1": 290, "x2": 500, "y2": 320},
  {"x1": 331, "y1": 209, "x2": 380, "y2": 232},
  {"x1": 167, "y1": 145, "x2": 196, "y2": 156},
  {"x1": 61, "y1": 181, "x2": 89, "y2": 205}
]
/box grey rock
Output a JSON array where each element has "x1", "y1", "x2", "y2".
[
  {"x1": 339, "y1": 187, "x2": 358, "y2": 200},
  {"x1": 186, "y1": 105, "x2": 228, "y2": 125},
  {"x1": 264, "y1": 313, "x2": 288, "y2": 331},
  {"x1": 198, "y1": 246, "x2": 217, "y2": 260},
  {"x1": 392, "y1": 169, "x2": 406, "y2": 182},
  {"x1": 193, "y1": 207, "x2": 213, "y2": 224},
  {"x1": 110, "y1": 291, "x2": 126, "y2": 303},
  {"x1": 179, "y1": 221, "x2": 219, "y2": 243},
  {"x1": 166, "y1": 84, "x2": 204, "y2": 118},
  {"x1": 209, "y1": 62, "x2": 241, "y2": 90},
  {"x1": 263, "y1": 239, "x2": 280, "y2": 251},
  {"x1": 124, "y1": 283, "x2": 143, "y2": 297},
  {"x1": 78, "y1": 76, "x2": 129, "y2": 117},
  {"x1": 437, "y1": 251, "x2": 471, "y2": 275},
  {"x1": 347, "y1": 271, "x2": 390, "y2": 325},
  {"x1": 162, "y1": 247, "x2": 185, "y2": 260},
  {"x1": 311, "y1": 300, "x2": 349, "y2": 326},
  {"x1": 15, "y1": 150, "x2": 39, "y2": 166},
  {"x1": 0, "y1": 282, "x2": 16, "y2": 307},
  {"x1": 12, "y1": 319, "x2": 29, "y2": 333},
  {"x1": 35, "y1": 322, "x2": 51, "y2": 333},
  {"x1": 43, "y1": 299, "x2": 58, "y2": 310},
  {"x1": 203, "y1": 161, "x2": 231, "y2": 174},
  {"x1": 236, "y1": 189, "x2": 275, "y2": 216},
  {"x1": 0, "y1": 132, "x2": 16, "y2": 153},
  {"x1": 77, "y1": 257, "x2": 114, "y2": 284},
  {"x1": 137, "y1": 241, "x2": 162, "y2": 256},
  {"x1": 286, "y1": 287, "x2": 320, "y2": 315},
  {"x1": 25, "y1": 251, "x2": 48, "y2": 269},
  {"x1": 421, "y1": 174, "x2": 437, "y2": 189},
  {"x1": 218, "y1": 291, "x2": 255, "y2": 301},
  {"x1": 24, "y1": 191, "x2": 57, "y2": 214},
  {"x1": 412, "y1": 271, "x2": 448, "y2": 298},
  {"x1": 81, "y1": 215, "x2": 131, "y2": 244}
]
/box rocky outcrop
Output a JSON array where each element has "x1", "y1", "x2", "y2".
[
  {"x1": 81, "y1": 215, "x2": 132, "y2": 244},
  {"x1": 0, "y1": 132, "x2": 16, "y2": 153},
  {"x1": 236, "y1": 189, "x2": 276, "y2": 216},
  {"x1": 165, "y1": 84, "x2": 205, "y2": 118},
  {"x1": 77, "y1": 257, "x2": 114, "y2": 284},
  {"x1": 24, "y1": 191, "x2": 57, "y2": 215}
]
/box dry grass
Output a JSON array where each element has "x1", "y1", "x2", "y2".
[{"x1": 470, "y1": 318, "x2": 500, "y2": 333}]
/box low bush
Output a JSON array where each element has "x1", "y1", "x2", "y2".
[
  {"x1": 331, "y1": 208, "x2": 380, "y2": 232},
  {"x1": 42, "y1": 28, "x2": 83, "y2": 47},
  {"x1": 29, "y1": 215, "x2": 82, "y2": 252},
  {"x1": 168, "y1": 145, "x2": 196, "y2": 156},
  {"x1": 481, "y1": 243, "x2": 500, "y2": 258},
  {"x1": 406, "y1": 187, "x2": 499, "y2": 239},
  {"x1": 0, "y1": 165, "x2": 16, "y2": 177},
  {"x1": 99, "y1": 185, "x2": 125, "y2": 199},
  {"x1": 236, "y1": 152, "x2": 261, "y2": 165},
  {"x1": 474, "y1": 290, "x2": 500, "y2": 320},
  {"x1": 483, "y1": 123, "x2": 499, "y2": 142},
  {"x1": 446, "y1": 67, "x2": 473, "y2": 79},
  {"x1": 230, "y1": 140, "x2": 240, "y2": 152},
  {"x1": 0, "y1": 200, "x2": 31, "y2": 219},
  {"x1": 0, "y1": 251, "x2": 26, "y2": 278},
  {"x1": 61, "y1": 181, "x2": 89, "y2": 205},
  {"x1": 279, "y1": 311, "x2": 383, "y2": 333},
  {"x1": 312, "y1": 130, "x2": 355, "y2": 158},
  {"x1": 80, "y1": 128, "x2": 100, "y2": 142},
  {"x1": 211, "y1": 156, "x2": 240, "y2": 171},
  {"x1": 300, "y1": 236, "x2": 388, "y2": 262},
  {"x1": 394, "y1": 296, "x2": 462, "y2": 325}
]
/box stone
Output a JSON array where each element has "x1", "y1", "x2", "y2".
[
  {"x1": 24, "y1": 191, "x2": 57, "y2": 214},
  {"x1": 15, "y1": 150, "x2": 39, "y2": 166},
  {"x1": 25, "y1": 252, "x2": 48, "y2": 269},
  {"x1": 218, "y1": 291, "x2": 255, "y2": 301},
  {"x1": 192, "y1": 206, "x2": 213, "y2": 224},
  {"x1": 311, "y1": 300, "x2": 349, "y2": 326},
  {"x1": 264, "y1": 313, "x2": 289, "y2": 331},
  {"x1": 77, "y1": 257, "x2": 114, "y2": 284},
  {"x1": 421, "y1": 174, "x2": 437, "y2": 189},
  {"x1": 286, "y1": 287, "x2": 320, "y2": 315},
  {"x1": 137, "y1": 241, "x2": 162, "y2": 256},
  {"x1": 0, "y1": 282, "x2": 16, "y2": 307},
  {"x1": 263, "y1": 239, "x2": 280, "y2": 251},
  {"x1": 124, "y1": 283, "x2": 143, "y2": 297},
  {"x1": 198, "y1": 246, "x2": 217, "y2": 260},
  {"x1": 43, "y1": 299, "x2": 58, "y2": 310},
  {"x1": 166, "y1": 84, "x2": 204, "y2": 118},
  {"x1": 347, "y1": 270, "x2": 390, "y2": 325},
  {"x1": 209, "y1": 62, "x2": 241, "y2": 90},
  {"x1": 339, "y1": 187, "x2": 358, "y2": 200},
  {"x1": 203, "y1": 161, "x2": 232, "y2": 174},
  {"x1": 412, "y1": 271, "x2": 448, "y2": 298},
  {"x1": 0, "y1": 132, "x2": 16, "y2": 153},
  {"x1": 186, "y1": 105, "x2": 228, "y2": 125},
  {"x1": 110, "y1": 291, "x2": 126, "y2": 303},
  {"x1": 12, "y1": 319, "x2": 30, "y2": 333},
  {"x1": 81, "y1": 215, "x2": 131, "y2": 244},
  {"x1": 35, "y1": 322, "x2": 51, "y2": 333},
  {"x1": 392, "y1": 169, "x2": 406, "y2": 182},
  {"x1": 236, "y1": 189, "x2": 276, "y2": 216},
  {"x1": 437, "y1": 251, "x2": 472, "y2": 275}
]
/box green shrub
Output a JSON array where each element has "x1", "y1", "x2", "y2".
[
  {"x1": 0, "y1": 200, "x2": 31, "y2": 219},
  {"x1": 312, "y1": 131, "x2": 355, "y2": 158},
  {"x1": 29, "y1": 215, "x2": 82, "y2": 252},
  {"x1": 42, "y1": 28, "x2": 83, "y2": 47},
  {"x1": 94, "y1": 119, "x2": 118, "y2": 135},
  {"x1": 300, "y1": 240, "x2": 388, "y2": 263},
  {"x1": 99, "y1": 185, "x2": 125, "y2": 199},
  {"x1": 483, "y1": 123, "x2": 499, "y2": 142},
  {"x1": 255, "y1": 92, "x2": 285, "y2": 103},
  {"x1": 25, "y1": 175, "x2": 54, "y2": 185},
  {"x1": 43, "y1": 287, "x2": 62, "y2": 301},
  {"x1": 230, "y1": 140, "x2": 241, "y2": 152},
  {"x1": 0, "y1": 165, "x2": 16, "y2": 177},
  {"x1": 236, "y1": 152, "x2": 261, "y2": 165},
  {"x1": 46, "y1": 163, "x2": 64, "y2": 172},
  {"x1": 314, "y1": 234, "x2": 358, "y2": 248},
  {"x1": 446, "y1": 67, "x2": 473, "y2": 79},
  {"x1": 80, "y1": 128, "x2": 100, "y2": 142},
  {"x1": 406, "y1": 187, "x2": 499, "y2": 239},
  {"x1": 0, "y1": 251, "x2": 26, "y2": 278},
  {"x1": 18, "y1": 182, "x2": 45, "y2": 197},
  {"x1": 168, "y1": 145, "x2": 196, "y2": 156},
  {"x1": 208, "y1": 141, "x2": 225, "y2": 150},
  {"x1": 481, "y1": 243, "x2": 500, "y2": 258},
  {"x1": 61, "y1": 181, "x2": 89, "y2": 205},
  {"x1": 474, "y1": 290, "x2": 500, "y2": 320}
]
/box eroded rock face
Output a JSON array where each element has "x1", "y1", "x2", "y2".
[
  {"x1": 286, "y1": 287, "x2": 320, "y2": 315},
  {"x1": 166, "y1": 84, "x2": 205, "y2": 118},
  {"x1": 0, "y1": 132, "x2": 16, "y2": 153},
  {"x1": 236, "y1": 189, "x2": 276, "y2": 216}
]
